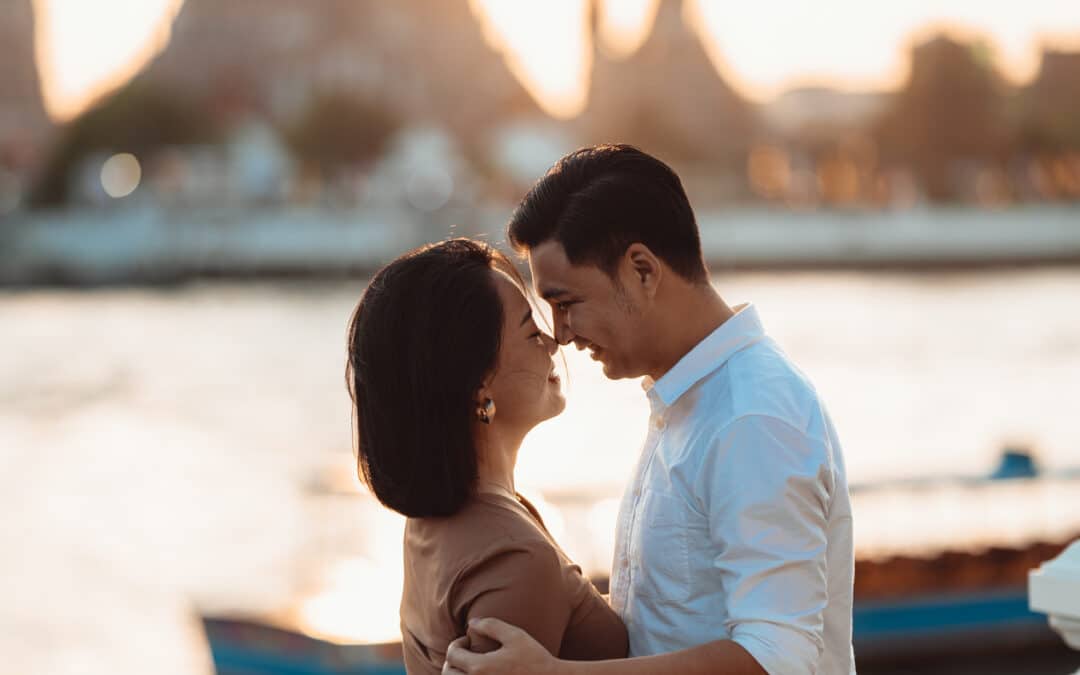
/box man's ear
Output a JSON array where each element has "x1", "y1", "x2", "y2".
[{"x1": 623, "y1": 243, "x2": 662, "y2": 299}]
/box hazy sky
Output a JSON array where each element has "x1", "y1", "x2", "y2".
[{"x1": 33, "y1": 0, "x2": 1080, "y2": 121}]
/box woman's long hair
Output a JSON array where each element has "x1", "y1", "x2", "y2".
[{"x1": 346, "y1": 238, "x2": 525, "y2": 517}]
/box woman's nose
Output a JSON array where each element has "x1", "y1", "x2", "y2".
[{"x1": 543, "y1": 332, "x2": 558, "y2": 355}]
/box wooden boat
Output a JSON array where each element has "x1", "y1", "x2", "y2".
[{"x1": 202, "y1": 615, "x2": 405, "y2": 675}]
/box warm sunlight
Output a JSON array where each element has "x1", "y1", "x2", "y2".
[
  {"x1": 685, "y1": 0, "x2": 1080, "y2": 100},
  {"x1": 30, "y1": 0, "x2": 1080, "y2": 120},
  {"x1": 33, "y1": 0, "x2": 182, "y2": 122},
  {"x1": 596, "y1": 0, "x2": 661, "y2": 59},
  {"x1": 298, "y1": 557, "x2": 405, "y2": 644},
  {"x1": 467, "y1": 0, "x2": 1080, "y2": 109},
  {"x1": 468, "y1": 0, "x2": 594, "y2": 119}
]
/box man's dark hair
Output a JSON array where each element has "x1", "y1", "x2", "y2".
[
  {"x1": 507, "y1": 144, "x2": 708, "y2": 283},
  {"x1": 346, "y1": 238, "x2": 522, "y2": 517}
]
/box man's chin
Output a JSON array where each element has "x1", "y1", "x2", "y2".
[{"x1": 600, "y1": 360, "x2": 627, "y2": 380}]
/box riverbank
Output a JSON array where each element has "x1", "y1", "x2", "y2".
[{"x1": 2, "y1": 205, "x2": 1078, "y2": 286}]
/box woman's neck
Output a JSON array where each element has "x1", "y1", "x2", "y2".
[{"x1": 474, "y1": 425, "x2": 522, "y2": 496}]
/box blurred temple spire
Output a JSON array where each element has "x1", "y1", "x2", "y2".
[
  {"x1": 136, "y1": 0, "x2": 542, "y2": 153},
  {"x1": 583, "y1": 0, "x2": 757, "y2": 168}
]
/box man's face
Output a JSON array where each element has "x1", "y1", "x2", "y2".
[{"x1": 527, "y1": 240, "x2": 647, "y2": 380}]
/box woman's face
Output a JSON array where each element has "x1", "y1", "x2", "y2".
[{"x1": 483, "y1": 270, "x2": 565, "y2": 430}]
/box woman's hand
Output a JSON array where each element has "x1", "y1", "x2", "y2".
[{"x1": 442, "y1": 618, "x2": 563, "y2": 675}]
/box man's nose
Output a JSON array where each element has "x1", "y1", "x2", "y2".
[{"x1": 554, "y1": 320, "x2": 574, "y2": 346}]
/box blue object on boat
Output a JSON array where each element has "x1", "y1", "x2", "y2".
[
  {"x1": 851, "y1": 585, "x2": 1064, "y2": 663},
  {"x1": 854, "y1": 589, "x2": 1044, "y2": 640},
  {"x1": 990, "y1": 449, "x2": 1038, "y2": 480}
]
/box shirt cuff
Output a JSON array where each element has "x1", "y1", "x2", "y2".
[{"x1": 731, "y1": 621, "x2": 822, "y2": 675}]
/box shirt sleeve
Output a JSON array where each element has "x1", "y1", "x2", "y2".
[
  {"x1": 694, "y1": 413, "x2": 834, "y2": 675},
  {"x1": 449, "y1": 539, "x2": 572, "y2": 656}
]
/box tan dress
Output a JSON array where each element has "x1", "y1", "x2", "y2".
[{"x1": 399, "y1": 492, "x2": 628, "y2": 674}]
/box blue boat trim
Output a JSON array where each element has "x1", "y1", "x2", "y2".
[{"x1": 853, "y1": 588, "x2": 1045, "y2": 640}]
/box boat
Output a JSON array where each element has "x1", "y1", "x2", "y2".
[{"x1": 202, "y1": 615, "x2": 406, "y2": 675}]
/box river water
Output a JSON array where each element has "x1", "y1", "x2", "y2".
[{"x1": 2, "y1": 268, "x2": 1079, "y2": 673}]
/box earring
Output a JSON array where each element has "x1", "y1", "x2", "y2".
[{"x1": 477, "y1": 398, "x2": 496, "y2": 424}]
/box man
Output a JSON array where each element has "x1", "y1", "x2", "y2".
[{"x1": 444, "y1": 145, "x2": 855, "y2": 675}]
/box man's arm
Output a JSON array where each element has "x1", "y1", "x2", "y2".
[
  {"x1": 700, "y1": 414, "x2": 832, "y2": 674},
  {"x1": 446, "y1": 620, "x2": 765, "y2": 675}
]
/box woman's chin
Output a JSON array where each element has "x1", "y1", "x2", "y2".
[{"x1": 543, "y1": 392, "x2": 567, "y2": 420}]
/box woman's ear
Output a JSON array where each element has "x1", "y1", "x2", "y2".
[
  {"x1": 473, "y1": 378, "x2": 497, "y2": 425},
  {"x1": 474, "y1": 374, "x2": 495, "y2": 409},
  {"x1": 475, "y1": 391, "x2": 490, "y2": 408},
  {"x1": 623, "y1": 243, "x2": 662, "y2": 299}
]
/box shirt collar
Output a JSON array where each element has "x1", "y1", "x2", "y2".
[{"x1": 647, "y1": 303, "x2": 765, "y2": 408}]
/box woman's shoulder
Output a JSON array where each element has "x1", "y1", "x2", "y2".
[{"x1": 406, "y1": 493, "x2": 552, "y2": 560}]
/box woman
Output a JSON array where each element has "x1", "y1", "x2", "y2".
[{"x1": 346, "y1": 238, "x2": 627, "y2": 674}]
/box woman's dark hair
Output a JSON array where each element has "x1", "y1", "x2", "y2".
[
  {"x1": 346, "y1": 238, "x2": 524, "y2": 518},
  {"x1": 508, "y1": 144, "x2": 708, "y2": 284}
]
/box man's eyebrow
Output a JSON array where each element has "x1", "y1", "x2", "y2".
[
  {"x1": 539, "y1": 287, "x2": 570, "y2": 301},
  {"x1": 519, "y1": 308, "x2": 533, "y2": 327}
]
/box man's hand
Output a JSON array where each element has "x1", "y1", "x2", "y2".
[{"x1": 442, "y1": 618, "x2": 561, "y2": 675}]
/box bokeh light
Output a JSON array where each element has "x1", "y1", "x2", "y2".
[{"x1": 100, "y1": 153, "x2": 142, "y2": 198}]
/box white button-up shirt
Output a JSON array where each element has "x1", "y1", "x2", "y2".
[{"x1": 609, "y1": 304, "x2": 855, "y2": 675}]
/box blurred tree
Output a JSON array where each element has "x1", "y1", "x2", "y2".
[
  {"x1": 285, "y1": 92, "x2": 401, "y2": 175},
  {"x1": 29, "y1": 81, "x2": 219, "y2": 207},
  {"x1": 874, "y1": 35, "x2": 1012, "y2": 202}
]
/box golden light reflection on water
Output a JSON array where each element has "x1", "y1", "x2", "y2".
[
  {"x1": 852, "y1": 479, "x2": 1080, "y2": 560},
  {"x1": 298, "y1": 556, "x2": 405, "y2": 644}
]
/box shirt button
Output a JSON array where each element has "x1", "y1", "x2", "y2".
[{"x1": 653, "y1": 417, "x2": 665, "y2": 430}]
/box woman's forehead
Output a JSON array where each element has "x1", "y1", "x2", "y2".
[{"x1": 491, "y1": 269, "x2": 529, "y2": 312}]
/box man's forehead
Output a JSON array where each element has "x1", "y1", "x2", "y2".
[
  {"x1": 528, "y1": 240, "x2": 569, "y2": 269},
  {"x1": 527, "y1": 241, "x2": 575, "y2": 293}
]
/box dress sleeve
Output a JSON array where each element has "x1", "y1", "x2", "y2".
[
  {"x1": 449, "y1": 538, "x2": 572, "y2": 656},
  {"x1": 695, "y1": 413, "x2": 834, "y2": 675}
]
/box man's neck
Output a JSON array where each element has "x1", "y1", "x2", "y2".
[{"x1": 647, "y1": 284, "x2": 734, "y2": 381}]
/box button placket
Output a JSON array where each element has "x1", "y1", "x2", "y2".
[{"x1": 625, "y1": 426, "x2": 665, "y2": 592}]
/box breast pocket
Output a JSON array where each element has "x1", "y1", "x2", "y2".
[{"x1": 629, "y1": 489, "x2": 692, "y2": 604}]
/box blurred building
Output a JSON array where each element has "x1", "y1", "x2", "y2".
[
  {"x1": 139, "y1": 0, "x2": 541, "y2": 151},
  {"x1": 582, "y1": 0, "x2": 757, "y2": 204},
  {"x1": 0, "y1": 0, "x2": 52, "y2": 213},
  {"x1": 1019, "y1": 49, "x2": 1080, "y2": 200},
  {"x1": 6, "y1": 0, "x2": 1080, "y2": 212},
  {"x1": 874, "y1": 35, "x2": 1013, "y2": 203},
  {"x1": 755, "y1": 88, "x2": 891, "y2": 208},
  {"x1": 1024, "y1": 49, "x2": 1080, "y2": 149},
  {"x1": 763, "y1": 87, "x2": 888, "y2": 138}
]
